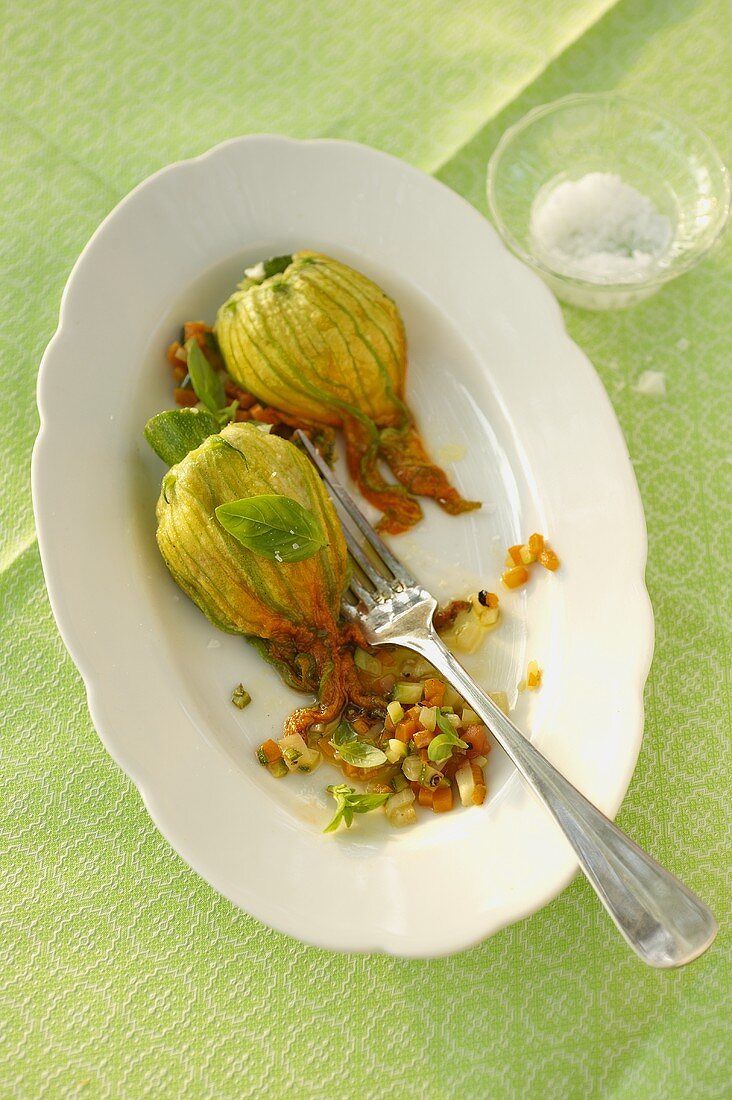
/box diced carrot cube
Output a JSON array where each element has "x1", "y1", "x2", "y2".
[
  {"x1": 410, "y1": 781, "x2": 421, "y2": 795},
  {"x1": 166, "y1": 340, "x2": 182, "y2": 367},
  {"x1": 234, "y1": 409, "x2": 252, "y2": 421},
  {"x1": 462, "y1": 725, "x2": 487, "y2": 755},
  {"x1": 417, "y1": 788, "x2": 434, "y2": 808},
  {"x1": 528, "y1": 533, "x2": 545, "y2": 556},
  {"x1": 183, "y1": 321, "x2": 209, "y2": 345},
  {"x1": 507, "y1": 545, "x2": 524, "y2": 566},
  {"x1": 352, "y1": 717, "x2": 371, "y2": 736},
  {"x1": 472, "y1": 784, "x2": 487, "y2": 805},
  {"x1": 485, "y1": 592, "x2": 499, "y2": 609},
  {"x1": 395, "y1": 715, "x2": 419, "y2": 742},
  {"x1": 260, "y1": 739, "x2": 282, "y2": 763},
  {"x1": 412, "y1": 729, "x2": 434, "y2": 750},
  {"x1": 502, "y1": 565, "x2": 529, "y2": 589},
  {"x1": 432, "y1": 786, "x2": 453, "y2": 813},
  {"x1": 538, "y1": 547, "x2": 560, "y2": 571},
  {"x1": 423, "y1": 678, "x2": 445, "y2": 707},
  {"x1": 174, "y1": 387, "x2": 198, "y2": 406}
]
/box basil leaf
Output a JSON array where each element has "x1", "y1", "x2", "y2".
[
  {"x1": 332, "y1": 719, "x2": 358, "y2": 746},
  {"x1": 349, "y1": 792, "x2": 391, "y2": 813},
  {"x1": 215, "y1": 494, "x2": 328, "y2": 563},
  {"x1": 428, "y1": 710, "x2": 468, "y2": 763},
  {"x1": 427, "y1": 734, "x2": 455, "y2": 763},
  {"x1": 324, "y1": 785, "x2": 349, "y2": 833},
  {"x1": 334, "y1": 740, "x2": 387, "y2": 768},
  {"x1": 435, "y1": 708, "x2": 461, "y2": 738},
  {"x1": 186, "y1": 339, "x2": 226, "y2": 415},
  {"x1": 144, "y1": 407, "x2": 219, "y2": 466},
  {"x1": 324, "y1": 784, "x2": 389, "y2": 832}
]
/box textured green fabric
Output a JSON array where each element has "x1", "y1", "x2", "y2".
[{"x1": 1, "y1": 0, "x2": 730, "y2": 1096}]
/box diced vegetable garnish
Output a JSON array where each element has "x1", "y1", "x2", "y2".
[
  {"x1": 385, "y1": 739, "x2": 408, "y2": 763},
  {"x1": 419, "y1": 706, "x2": 437, "y2": 731},
  {"x1": 354, "y1": 647, "x2": 382, "y2": 675},
  {"x1": 527, "y1": 661, "x2": 542, "y2": 689},
  {"x1": 392, "y1": 681, "x2": 424, "y2": 704},
  {"x1": 232, "y1": 684, "x2": 252, "y2": 709},
  {"x1": 432, "y1": 785, "x2": 453, "y2": 813},
  {"x1": 538, "y1": 547, "x2": 560, "y2": 571},
  {"x1": 455, "y1": 762, "x2": 475, "y2": 807},
  {"x1": 279, "y1": 733, "x2": 321, "y2": 773},
  {"x1": 387, "y1": 700, "x2": 405, "y2": 725},
  {"x1": 502, "y1": 565, "x2": 529, "y2": 589}
]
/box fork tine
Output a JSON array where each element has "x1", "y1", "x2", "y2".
[
  {"x1": 342, "y1": 526, "x2": 391, "y2": 592},
  {"x1": 296, "y1": 430, "x2": 416, "y2": 586},
  {"x1": 347, "y1": 575, "x2": 374, "y2": 608}
]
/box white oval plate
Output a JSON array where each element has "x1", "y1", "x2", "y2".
[{"x1": 32, "y1": 137, "x2": 653, "y2": 957}]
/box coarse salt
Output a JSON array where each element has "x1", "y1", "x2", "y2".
[{"x1": 530, "y1": 172, "x2": 672, "y2": 283}]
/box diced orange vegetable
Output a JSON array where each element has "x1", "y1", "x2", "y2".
[
  {"x1": 172, "y1": 362, "x2": 187, "y2": 382},
  {"x1": 507, "y1": 545, "x2": 524, "y2": 566},
  {"x1": 174, "y1": 387, "x2": 198, "y2": 407},
  {"x1": 527, "y1": 661, "x2": 542, "y2": 689},
  {"x1": 166, "y1": 340, "x2": 182, "y2": 367},
  {"x1": 234, "y1": 408, "x2": 252, "y2": 422},
  {"x1": 383, "y1": 715, "x2": 395, "y2": 735},
  {"x1": 502, "y1": 565, "x2": 529, "y2": 589},
  {"x1": 472, "y1": 784, "x2": 487, "y2": 806},
  {"x1": 395, "y1": 715, "x2": 420, "y2": 742},
  {"x1": 260, "y1": 739, "x2": 282, "y2": 763},
  {"x1": 319, "y1": 738, "x2": 337, "y2": 760},
  {"x1": 470, "y1": 761, "x2": 484, "y2": 785},
  {"x1": 410, "y1": 781, "x2": 422, "y2": 795},
  {"x1": 432, "y1": 786, "x2": 453, "y2": 813},
  {"x1": 538, "y1": 547, "x2": 560, "y2": 571},
  {"x1": 352, "y1": 717, "x2": 371, "y2": 736},
  {"x1": 441, "y1": 756, "x2": 463, "y2": 780},
  {"x1": 423, "y1": 678, "x2": 445, "y2": 707},
  {"x1": 412, "y1": 729, "x2": 434, "y2": 750},
  {"x1": 463, "y1": 725, "x2": 488, "y2": 755},
  {"x1": 250, "y1": 404, "x2": 280, "y2": 423},
  {"x1": 484, "y1": 591, "x2": 499, "y2": 609},
  {"x1": 183, "y1": 321, "x2": 209, "y2": 345},
  {"x1": 528, "y1": 532, "x2": 545, "y2": 556},
  {"x1": 417, "y1": 788, "x2": 434, "y2": 808}
]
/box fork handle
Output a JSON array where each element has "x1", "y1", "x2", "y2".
[{"x1": 412, "y1": 631, "x2": 716, "y2": 968}]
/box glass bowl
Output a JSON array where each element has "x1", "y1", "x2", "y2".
[{"x1": 487, "y1": 93, "x2": 730, "y2": 310}]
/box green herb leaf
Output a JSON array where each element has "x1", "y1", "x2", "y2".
[
  {"x1": 427, "y1": 710, "x2": 468, "y2": 763},
  {"x1": 332, "y1": 719, "x2": 358, "y2": 746},
  {"x1": 434, "y1": 708, "x2": 461, "y2": 738},
  {"x1": 333, "y1": 740, "x2": 387, "y2": 768},
  {"x1": 215, "y1": 494, "x2": 328, "y2": 563},
  {"x1": 324, "y1": 784, "x2": 389, "y2": 832},
  {"x1": 186, "y1": 339, "x2": 226, "y2": 415},
  {"x1": 144, "y1": 407, "x2": 219, "y2": 466}
]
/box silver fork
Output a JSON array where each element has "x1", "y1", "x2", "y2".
[{"x1": 297, "y1": 431, "x2": 717, "y2": 968}]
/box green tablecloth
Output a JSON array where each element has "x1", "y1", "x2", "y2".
[{"x1": 2, "y1": 1, "x2": 729, "y2": 1095}]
